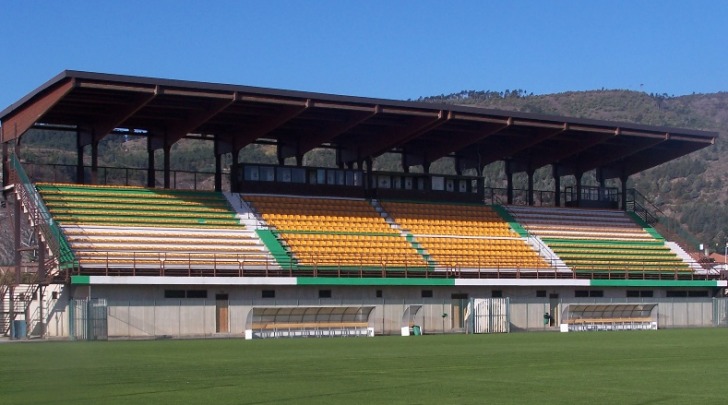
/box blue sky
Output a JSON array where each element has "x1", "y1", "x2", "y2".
[{"x1": 1, "y1": 1, "x2": 726, "y2": 110}]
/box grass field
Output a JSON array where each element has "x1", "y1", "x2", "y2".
[{"x1": 1, "y1": 329, "x2": 726, "y2": 404}]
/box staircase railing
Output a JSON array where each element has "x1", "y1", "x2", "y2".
[
  {"x1": 9, "y1": 150, "x2": 77, "y2": 276},
  {"x1": 0, "y1": 284, "x2": 8, "y2": 336},
  {"x1": 626, "y1": 188, "x2": 702, "y2": 253}
]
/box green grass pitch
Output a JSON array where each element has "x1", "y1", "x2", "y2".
[{"x1": 1, "y1": 329, "x2": 726, "y2": 404}]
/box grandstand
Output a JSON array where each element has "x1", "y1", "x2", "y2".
[{"x1": 0, "y1": 71, "x2": 725, "y2": 339}]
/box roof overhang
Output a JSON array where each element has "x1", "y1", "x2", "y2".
[{"x1": 1, "y1": 70, "x2": 717, "y2": 179}]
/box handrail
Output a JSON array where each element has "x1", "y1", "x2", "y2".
[
  {"x1": 64, "y1": 248, "x2": 718, "y2": 280},
  {"x1": 20, "y1": 162, "x2": 217, "y2": 190},
  {"x1": 9, "y1": 151, "x2": 77, "y2": 271},
  {"x1": 626, "y1": 188, "x2": 702, "y2": 252}
]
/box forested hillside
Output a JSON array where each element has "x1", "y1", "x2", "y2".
[{"x1": 2, "y1": 89, "x2": 727, "y2": 265}]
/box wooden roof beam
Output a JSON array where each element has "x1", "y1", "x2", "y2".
[
  {"x1": 1, "y1": 79, "x2": 75, "y2": 143},
  {"x1": 293, "y1": 106, "x2": 380, "y2": 156},
  {"x1": 84, "y1": 91, "x2": 158, "y2": 142},
  {"x1": 229, "y1": 100, "x2": 311, "y2": 151},
  {"x1": 562, "y1": 136, "x2": 666, "y2": 173},
  {"x1": 480, "y1": 122, "x2": 567, "y2": 164},
  {"x1": 532, "y1": 130, "x2": 617, "y2": 168},
  {"x1": 356, "y1": 110, "x2": 449, "y2": 160},
  {"x1": 159, "y1": 93, "x2": 238, "y2": 146},
  {"x1": 421, "y1": 118, "x2": 512, "y2": 162}
]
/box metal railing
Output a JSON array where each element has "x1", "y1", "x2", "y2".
[
  {"x1": 66, "y1": 250, "x2": 716, "y2": 281},
  {"x1": 10, "y1": 152, "x2": 78, "y2": 275},
  {"x1": 483, "y1": 187, "x2": 556, "y2": 206},
  {"x1": 626, "y1": 188, "x2": 702, "y2": 253},
  {"x1": 20, "y1": 162, "x2": 217, "y2": 191}
]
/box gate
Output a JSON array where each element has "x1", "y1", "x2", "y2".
[
  {"x1": 713, "y1": 298, "x2": 728, "y2": 327},
  {"x1": 468, "y1": 298, "x2": 510, "y2": 333},
  {"x1": 70, "y1": 298, "x2": 108, "y2": 340}
]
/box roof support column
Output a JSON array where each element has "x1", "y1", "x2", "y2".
[
  {"x1": 575, "y1": 171, "x2": 583, "y2": 207},
  {"x1": 215, "y1": 138, "x2": 234, "y2": 193},
  {"x1": 527, "y1": 167, "x2": 535, "y2": 206},
  {"x1": 505, "y1": 160, "x2": 514, "y2": 205},
  {"x1": 214, "y1": 153, "x2": 222, "y2": 192},
  {"x1": 476, "y1": 166, "x2": 485, "y2": 203},
  {"x1": 230, "y1": 149, "x2": 240, "y2": 193},
  {"x1": 2, "y1": 142, "x2": 8, "y2": 191},
  {"x1": 422, "y1": 161, "x2": 431, "y2": 192},
  {"x1": 90, "y1": 139, "x2": 99, "y2": 185},
  {"x1": 36, "y1": 229, "x2": 46, "y2": 285},
  {"x1": 552, "y1": 164, "x2": 561, "y2": 207},
  {"x1": 364, "y1": 158, "x2": 373, "y2": 193},
  {"x1": 163, "y1": 145, "x2": 171, "y2": 189},
  {"x1": 76, "y1": 128, "x2": 92, "y2": 184},
  {"x1": 147, "y1": 136, "x2": 156, "y2": 188},
  {"x1": 620, "y1": 174, "x2": 629, "y2": 211},
  {"x1": 14, "y1": 190, "x2": 21, "y2": 285}
]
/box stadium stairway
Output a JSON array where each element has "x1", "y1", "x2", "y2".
[
  {"x1": 665, "y1": 241, "x2": 705, "y2": 273},
  {"x1": 36, "y1": 184, "x2": 281, "y2": 273},
  {"x1": 370, "y1": 199, "x2": 438, "y2": 269},
  {"x1": 506, "y1": 205, "x2": 694, "y2": 277},
  {"x1": 224, "y1": 192, "x2": 297, "y2": 270},
  {"x1": 241, "y1": 195, "x2": 431, "y2": 273},
  {"x1": 378, "y1": 201, "x2": 554, "y2": 273},
  {"x1": 0, "y1": 285, "x2": 8, "y2": 336}
]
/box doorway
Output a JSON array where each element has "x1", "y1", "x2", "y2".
[
  {"x1": 216, "y1": 293, "x2": 229, "y2": 333},
  {"x1": 548, "y1": 293, "x2": 559, "y2": 326},
  {"x1": 451, "y1": 293, "x2": 468, "y2": 329}
]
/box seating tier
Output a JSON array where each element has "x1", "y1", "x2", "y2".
[
  {"x1": 381, "y1": 201, "x2": 549, "y2": 270},
  {"x1": 37, "y1": 183, "x2": 240, "y2": 228},
  {"x1": 507, "y1": 206, "x2": 691, "y2": 274},
  {"x1": 37, "y1": 184, "x2": 270, "y2": 269},
  {"x1": 244, "y1": 195, "x2": 429, "y2": 269}
]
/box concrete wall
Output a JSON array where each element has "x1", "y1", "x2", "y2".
[{"x1": 39, "y1": 284, "x2": 726, "y2": 339}]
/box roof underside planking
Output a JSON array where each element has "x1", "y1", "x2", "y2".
[{"x1": 0, "y1": 70, "x2": 717, "y2": 179}]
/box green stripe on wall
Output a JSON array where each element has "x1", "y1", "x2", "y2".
[
  {"x1": 297, "y1": 277, "x2": 455, "y2": 286},
  {"x1": 590, "y1": 279, "x2": 719, "y2": 288},
  {"x1": 71, "y1": 275, "x2": 90, "y2": 285}
]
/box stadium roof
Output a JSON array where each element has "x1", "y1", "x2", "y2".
[{"x1": 0, "y1": 70, "x2": 717, "y2": 179}]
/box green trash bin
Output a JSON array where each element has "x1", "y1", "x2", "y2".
[{"x1": 412, "y1": 325, "x2": 421, "y2": 336}]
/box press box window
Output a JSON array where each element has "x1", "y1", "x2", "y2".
[
  {"x1": 164, "y1": 289, "x2": 207, "y2": 299},
  {"x1": 575, "y1": 290, "x2": 603, "y2": 298},
  {"x1": 627, "y1": 290, "x2": 653, "y2": 298},
  {"x1": 186, "y1": 290, "x2": 207, "y2": 299},
  {"x1": 164, "y1": 290, "x2": 186, "y2": 299}
]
